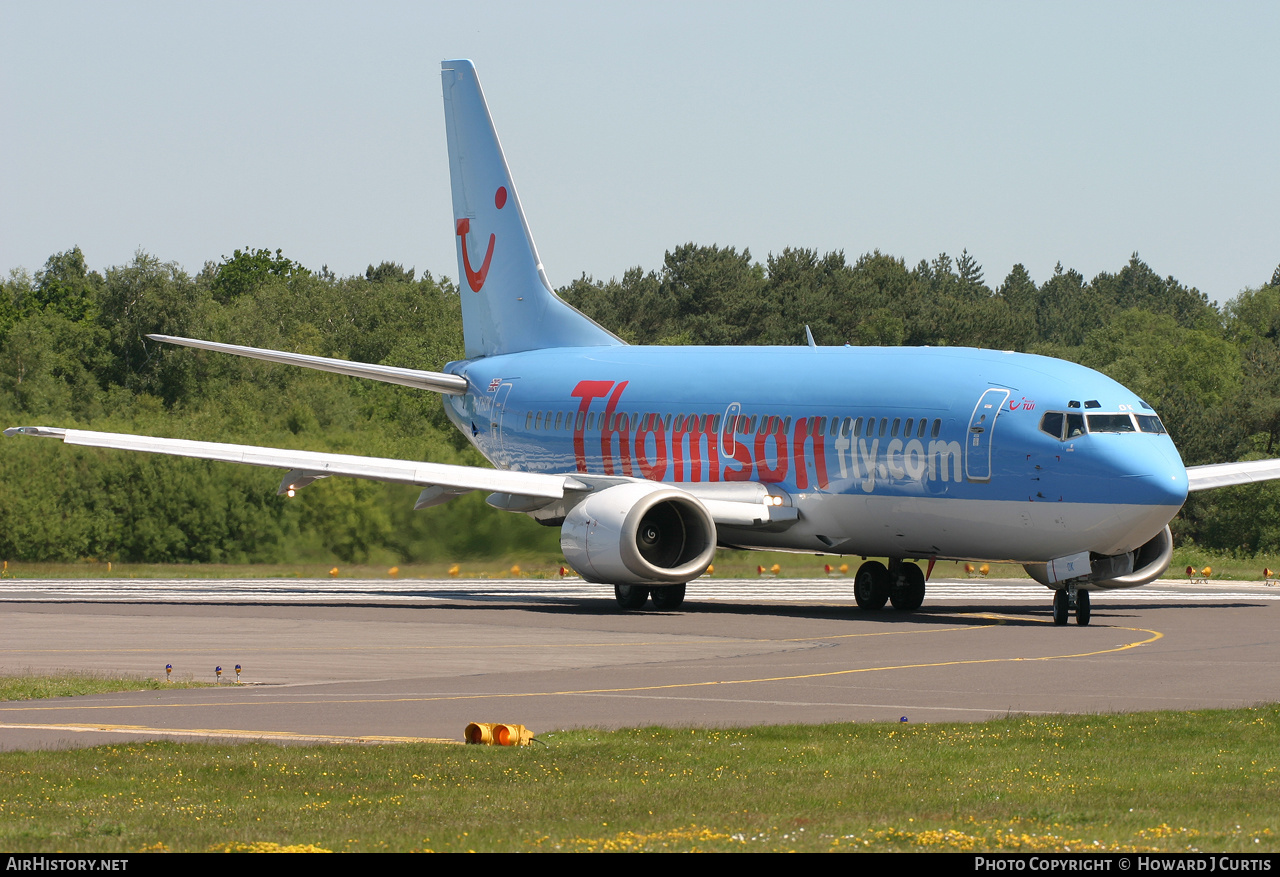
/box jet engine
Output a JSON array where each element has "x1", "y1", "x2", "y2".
[
  {"x1": 1024, "y1": 524, "x2": 1173, "y2": 590},
  {"x1": 560, "y1": 483, "x2": 717, "y2": 585}
]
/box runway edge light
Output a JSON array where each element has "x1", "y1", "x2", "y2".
[{"x1": 465, "y1": 722, "x2": 535, "y2": 746}]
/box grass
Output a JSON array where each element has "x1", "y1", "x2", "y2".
[
  {"x1": 0, "y1": 671, "x2": 208, "y2": 702},
  {"x1": 1, "y1": 707, "x2": 1277, "y2": 852}
]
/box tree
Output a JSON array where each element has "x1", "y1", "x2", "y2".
[
  {"x1": 211, "y1": 247, "x2": 311, "y2": 303},
  {"x1": 30, "y1": 246, "x2": 102, "y2": 322},
  {"x1": 366, "y1": 262, "x2": 415, "y2": 284}
]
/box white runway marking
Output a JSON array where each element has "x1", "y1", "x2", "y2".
[{"x1": 1, "y1": 578, "x2": 1277, "y2": 605}]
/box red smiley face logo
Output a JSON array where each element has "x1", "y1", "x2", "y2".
[{"x1": 457, "y1": 186, "x2": 507, "y2": 292}]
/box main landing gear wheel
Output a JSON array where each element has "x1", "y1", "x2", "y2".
[
  {"x1": 1052, "y1": 590, "x2": 1069, "y2": 625},
  {"x1": 854, "y1": 561, "x2": 891, "y2": 611},
  {"x1": 1075, "y1": 590, "x2": 1091, "y2": 626},
  {"x1": 890, "y1": 563, "x2": 927, "y2": 611},
  {"x1": 650, "y1": 583, "x2": 686, "y2": 611},
  {"x1": 614, "y1": 584, "x2": 650, "y2": 610}
]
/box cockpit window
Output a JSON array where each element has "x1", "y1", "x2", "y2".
[
  {"x1": 1087, "y1": 413, "x2": 1136, "y2": 433},
  {"x1": 1135, "y1": 414, "x2": 1167, "y2": 435},
  {"x1": 1040, "y1": 411, "x2": 1087, "y2": 440},
  {"x1": 1039, "y1": 412, "x2": 1065, "y2": 440}
]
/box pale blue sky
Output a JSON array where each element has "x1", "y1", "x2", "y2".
[{"x1": 3, "y1": 1, "x2": 1276, "y2": 303}]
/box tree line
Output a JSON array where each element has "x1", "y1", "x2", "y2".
[{"x1": 2, "y1": 244, "x2": 1278, "y2": 563}]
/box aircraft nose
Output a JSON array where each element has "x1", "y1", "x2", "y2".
[{"x1": 1114, "y1": 440, "x2": 1189, "y2": 508}]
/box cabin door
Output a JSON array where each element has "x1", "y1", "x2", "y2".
[
  {"x1": 491, "y1": 381, "x2": 514, "y2": 467},
  {"x1": 965, "y1": 388, "x2": 1010, "y2": 482}
]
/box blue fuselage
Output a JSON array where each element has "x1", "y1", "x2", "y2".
[{"x1": 443, "y1": 345, "x2": 1188, "y2": 563}]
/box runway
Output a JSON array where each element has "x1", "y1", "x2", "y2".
[{"x1": 1, "y1": 576, "x2": 1278, "y2": 749}]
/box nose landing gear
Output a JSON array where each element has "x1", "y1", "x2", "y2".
[{"x1": 1052, "y1": 585, "x2": 1091, "y2": 626}]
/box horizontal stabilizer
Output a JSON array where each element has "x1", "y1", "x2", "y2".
[
  {"x1": 147, "y1": 334, "x2": 468, "y2": 395},
  {"x1": 4, "y1": 426, "x2": 574, "y2": 501},
  {"x1": 1186, "y1": 458, "x2": 1280, "y2": 491}
]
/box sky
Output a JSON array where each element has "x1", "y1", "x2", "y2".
[{"x1": 2, "y1": 1, "x2": 1277, "y2": 304}]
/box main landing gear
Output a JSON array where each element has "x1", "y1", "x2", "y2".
[
  {"x1": 1052, "y1": 586, "x2": 1091, "y2": 626},
  {"x1": 613, "y1": 583, "x2": 686, "y2": 611},
  {"x1": 854, "y1": 559, "x2": 926, "y2": 612}
]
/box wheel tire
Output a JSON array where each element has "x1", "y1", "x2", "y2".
[
  {"x1": 854, "y1": 561, "x2": 890, "y2": 611},
  {"x1": 1076, "y1": 590, "x2": 1091, "y2": 626},
  {"x1": 614, "y1": 584, "x2": 649, "y2": 610},
  {"x1": 890, "y1": 563, "x2": 927, "y2": 611},
  {"x1": 650, "y1": 583, "x2": 686, "y2": 611},
  {"x1": 1052, "y1": 590, "x2": 1069, "y2": 626}
]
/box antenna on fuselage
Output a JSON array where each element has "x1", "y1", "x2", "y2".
[{"x1": 804, "y1": 325, "x2": 817, "y2": 349}]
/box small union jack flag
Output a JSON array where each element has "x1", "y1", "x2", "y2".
[{"x1": 488, "y1": 378, "x2": 502, "y2": 392}]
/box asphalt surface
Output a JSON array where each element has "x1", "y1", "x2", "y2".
[{"x1": 1, "y1": 577, "x2": 1278, "y2": 749}]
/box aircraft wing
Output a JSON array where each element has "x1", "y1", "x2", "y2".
[
  {"x1": 1186, "y1": 459, "x2": 1280, "y2": 491},
  {"x1": 3, "y1": 426, "x2": 795, "y2": 528},
  {"x1": 147, "y1": 334, "x2": 468, "y2": 395},
  {"x1": 4, "y1": 426, "x2": 578, "y2": 502}
]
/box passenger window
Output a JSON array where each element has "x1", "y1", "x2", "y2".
[
  {"x1": 904, "y1": 418, "x2": 914, "y2": 437},
  {"x1": 917, "y1": 418, "x2": 927, "y2": 438},
  {"x1": 526, "y1": 412, "x2": 533, "y2": 429},
  {"x1": 879, "y1": 419, "x2": 888, "y2": 438},
  {"x1": 892, "y1": 418, "x2": 901, "y2": 437},
  {"x1": 931, "y1": 419, "x2": 941, "y2": 438}
]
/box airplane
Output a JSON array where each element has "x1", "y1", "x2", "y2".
[{"x1": 8, "y1": 59, "x2": 1280, "y2": 626}]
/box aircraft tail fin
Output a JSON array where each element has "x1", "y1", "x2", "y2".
[{"x1": 441, "y1": 60, "x2": 621, "y2": 359}]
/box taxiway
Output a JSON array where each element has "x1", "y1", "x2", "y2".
[{"x1": 1, "y1": 577, "x2": 1277, "y2": 749}]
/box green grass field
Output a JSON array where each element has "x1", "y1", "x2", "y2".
[
  {"x1": 1, "y1": 708, "x2": 1276, "y2": 853},
  {"x1": 0, "y1": 671, "x2": 206, "y2": 701}
]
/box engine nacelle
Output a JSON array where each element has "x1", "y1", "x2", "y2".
[
  {"x1": 560, "y1": 483, "x2": 717, "y2": 585},
  {"x1": 1023, "y1": 525, "x2": 1174, "y2": 590}
]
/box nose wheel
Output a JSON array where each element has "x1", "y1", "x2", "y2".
[{"x1": 1052, "y1": 587, "x2": 1091, "y2": 626}]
